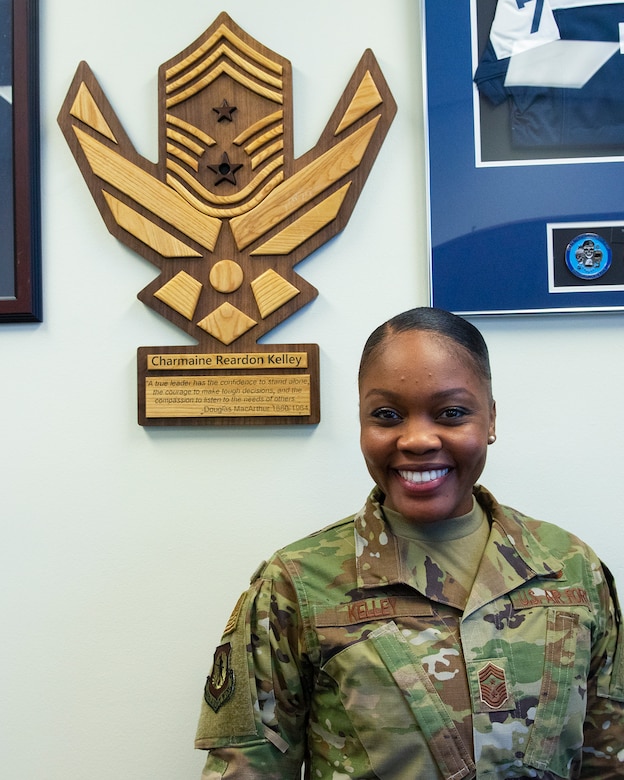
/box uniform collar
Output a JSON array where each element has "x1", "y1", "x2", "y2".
[{"x1": 354, "y1": 485, "x2": 564, "y2": 610}]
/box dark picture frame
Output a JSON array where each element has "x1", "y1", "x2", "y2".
[{"x1": 0, "y1": 0, "x2": 41, "y2": 322}]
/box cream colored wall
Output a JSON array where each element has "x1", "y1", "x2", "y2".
[{"x1": 2, "y1": 1, "x2": 622, "y2": 778}]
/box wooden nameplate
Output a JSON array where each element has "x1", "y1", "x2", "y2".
[{"x1": 138, "y1": 344, "x2": 319, "y2": 425}]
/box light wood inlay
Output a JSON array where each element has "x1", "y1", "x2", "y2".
[
  {"x1": 230, "y1": 116, "x2": 380, "y2": 250},
  {"x1": 166, "y1": 128, "x2": 204, "y2": 155},
  {"x1": 166, "y1": 43, "x2": 282, "y2": 95},
  {"x1": 209, "y1": 260, "x2": 244, "y2": 293},
  {"x1": 250, "y1": 183, "x2": 351, "y2": 256},
  {"x1": 166, "y1": 171, "x2": 284, "y2": 218},
  {"x1": 166, "y1": 144, "x2": 199, "y2": 171},
  {"x1": 244, "y1": 125, "x2": 284, "y2": 156},
  {"x1": 251, "y1": 140, "x2": 284, "y2": 170},
  {"x1": 233, "y1": 110, "x2": 284, "y2": 146},
  {"x1": 154, "y1": 271, "x2": 203, "y2": 320},
  {"x1": 166, "y1": 62, "x2": 283, "y2": 108},
  {"x1": 166, "y1": 114, "x2": 216, "y2": 146},
  {"x1": 334, "y1": 71, "x2": 383, "y2": 135},
  {"x1": 70, "y1": 82, "x2": 117, "y2": 142},
  {"x1": 165, "y1": 23, "x2": 283, "y2": 80},
  {"x1": 103, "y1": 192, "x2": 202, "y2": 257},
  {"x1": 197, "y1": 302, "x2": 257, "y2": 345},
  {"x1": 73, "y1": 126, "x2": 221, "y2": 250},
  {"x1": 251, "y1": 269, "x2": 300, "y2": 318},
  {"x1": 166, "y1": 156, "x2": 284, "y2": 206}
]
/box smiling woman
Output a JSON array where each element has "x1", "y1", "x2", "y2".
[
  {"x1": 358, "y1": 313, "x2": 496, "y2": 525},
  {"x1": 194, "y1": 307, "x2": 624, "y2": 779}
]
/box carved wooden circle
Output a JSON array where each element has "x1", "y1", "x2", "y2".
[{"x1": 209, "y1": 259, "x2": 244, "y2": 293}]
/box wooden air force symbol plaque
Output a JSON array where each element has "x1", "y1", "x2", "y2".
[{"x1": 58, "y1": 13, "x2": 396, "y2": 426}]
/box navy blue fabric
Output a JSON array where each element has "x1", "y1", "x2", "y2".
[{"x1": 474, "y1": 3, "x2": 624, "y2": 147}]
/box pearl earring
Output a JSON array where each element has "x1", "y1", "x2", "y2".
[{"x1": 488, "y1": 434, "x2": 496, "y2": 444}]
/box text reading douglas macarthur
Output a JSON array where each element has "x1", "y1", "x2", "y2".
[
  {"x1": 144, "y1": 375, "x2": 311, "y2": 418},
  {"x1": 147, "y1": 352, "x2": 308, "y2": 369}
]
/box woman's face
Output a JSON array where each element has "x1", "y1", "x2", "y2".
[{"x1": 359, "y1": 330, "x2": 496, "y2": 524}]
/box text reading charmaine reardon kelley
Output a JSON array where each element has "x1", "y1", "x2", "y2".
[{"x1": 147, "y1": 352, "x2": 309, "y2": 370}]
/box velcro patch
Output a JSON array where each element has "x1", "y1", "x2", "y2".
[
  {"x1": 315, "y1": 595, "x2": 433, "y2": 627},
  {"x1": 478, "y1": 662, "x2": 510, "y2": 709},
  {"x1": 204, "y1": 643, "x2": 235, "y2": 712},
  {"x1": 223, "y1": 592, "x2": 246, "y2": 636},
  {"x1": 467, "y1": 657, "x2": 515, "y2": 713},
  {"x1": 510, "y1": 586, "x2": 591, "y2": 611}
]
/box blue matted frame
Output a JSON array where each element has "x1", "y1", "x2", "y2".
[{"x1": 424, "y1": 0, "x2": 624, "y2": 314}]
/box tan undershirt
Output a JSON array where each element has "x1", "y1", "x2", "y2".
[{"x1": 383, "y1": 498, "x2": 489, "y2": 604}]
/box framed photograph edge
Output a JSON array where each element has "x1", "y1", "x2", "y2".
[{"x1": 1, "y1": 0, "x2": 42, "y2": 323}]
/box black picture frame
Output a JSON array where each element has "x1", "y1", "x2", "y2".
[{"x1": 0, "y1": 0, "x2": 41, "y2": 322}]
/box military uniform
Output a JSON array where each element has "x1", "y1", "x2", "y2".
[{"x1": 195, "y1": 486, "x2": 624, "y2": 779}]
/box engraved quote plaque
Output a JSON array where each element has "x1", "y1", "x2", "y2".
[{"x1": 58, "y1": 13, "x2": 396, "y2": 425}]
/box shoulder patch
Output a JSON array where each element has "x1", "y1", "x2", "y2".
[
  {"x1": 204, "y1": 642, "x2": 235, "y2": 712},
  {"x1": 195, "y1": 578, "x2": 266, "y2": 747}
]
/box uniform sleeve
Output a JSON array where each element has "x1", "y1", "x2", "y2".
[
  {"x1": 195, "y1": 556, "x2": 312, "y2": 779},
  {"x1": 580, "y1": 562, "x2": 624, "y2": 778}
]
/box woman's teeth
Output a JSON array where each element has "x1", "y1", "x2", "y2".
[{"x1": 398, "y1": 468, "x2": 449, "y2": 484}]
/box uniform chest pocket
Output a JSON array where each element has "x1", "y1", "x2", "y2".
[
  {"x1": 523, "y1": 608, "x2": 591, "y2": 777},
  {"x1": 468, "y1": 605, "x2": 591, "y2": 779},
  {"x1": 320, "y1": 622, "x2": 475, "y2": 780}
]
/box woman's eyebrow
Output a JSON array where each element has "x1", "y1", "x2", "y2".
[{"x1": 362, "y1": 387, "x2": 479, "y2": 402}]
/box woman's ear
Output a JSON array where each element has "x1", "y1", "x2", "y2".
[{"x1": 488, "y1": 400, "x2": 497, "y2": 444}]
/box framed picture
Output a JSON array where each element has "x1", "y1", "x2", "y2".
[
  {"x1": 423, "y1": 0, "x2": 624, "y2": 314},
  {"x1": 0, "y1": 0, "x2": 41, "y2": 322}
]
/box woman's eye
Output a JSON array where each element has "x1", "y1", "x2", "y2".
[
  {"x1": 372, "y1": 407, "x2": 402, "y2": 421},
  {"x1": 440, "y1": 407, "x2": 468, "y2": 420}
]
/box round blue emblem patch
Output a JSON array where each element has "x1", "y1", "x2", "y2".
[{"x1": 565, "y1": 233, "x2": 612, "y2": 280}]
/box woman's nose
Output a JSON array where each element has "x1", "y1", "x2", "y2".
[{"x1": 397, "y1": 418, "x2": 441, "y2": 453}]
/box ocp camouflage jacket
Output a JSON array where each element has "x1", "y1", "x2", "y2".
[{"x1": 195, "y1": 486, "x2": 624, "y2": 779}]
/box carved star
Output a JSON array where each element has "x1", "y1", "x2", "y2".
[
  {"x1": 213, "y1": 99, "x2": 237, "y2": 122},
  {"x1": 207, "y1": 152, "x2": 243, "y2": 185}
]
